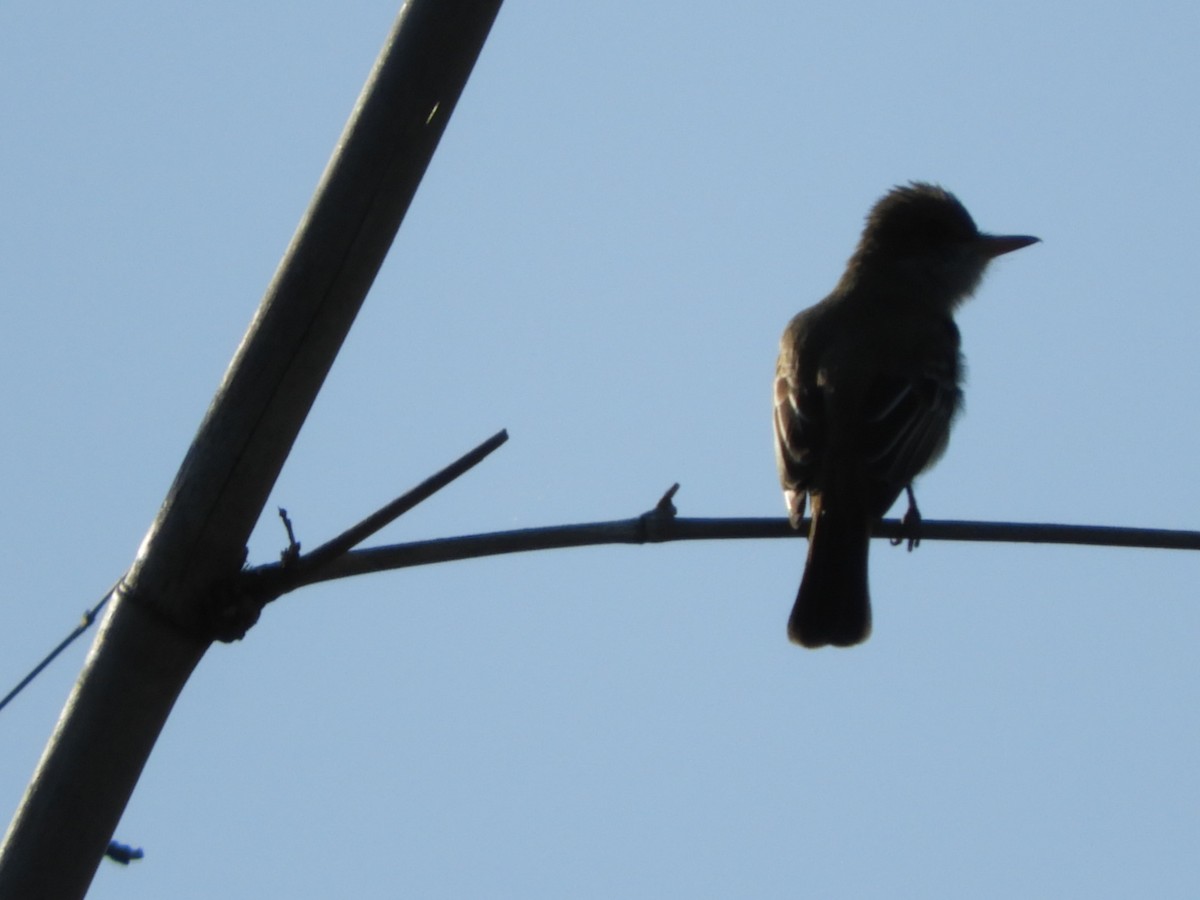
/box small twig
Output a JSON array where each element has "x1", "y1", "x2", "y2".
[
  {"x1": 301, "y1": 428, "x2": 509, "y2": 572},
  {"x1": 236, "y1": 430, "x2": 509, "y2": 610},
  {"x1": 654, "y1": 483, "x2": 680, "y2": 516},
  {"x1": 278, "y1": 507, "x2": 301, "y2": 565},
  {"x1": 638, "y1": 483, "x2": 680, "y2": 542}
]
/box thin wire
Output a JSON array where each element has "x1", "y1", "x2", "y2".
[{"x1": 0, "y1": 578, "x2": 122, "y2": 715}]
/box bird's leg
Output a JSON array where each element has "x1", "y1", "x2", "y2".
[{"x1": 890, "y1": 484, "x2": 922, "y2": 552}]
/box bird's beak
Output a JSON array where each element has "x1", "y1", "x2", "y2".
[{"x1": 978, "y1": 233, "x2": 1040, "y2": 259}]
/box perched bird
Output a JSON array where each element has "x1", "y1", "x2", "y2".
[{"x1": 774, "y1": 183, "x2": 1038, "y2": 648}]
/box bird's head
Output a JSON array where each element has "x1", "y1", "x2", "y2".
[{"x1": 851, "y1": 182, "x2": 1039, "y2": 309}]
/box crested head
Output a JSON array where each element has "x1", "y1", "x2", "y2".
[
  {"x1": 861, "y1": 183, "x2": 979, "y2": 253},
  {"x1": 843, "y1": 182, "x2": 1036, "y2": 310}
]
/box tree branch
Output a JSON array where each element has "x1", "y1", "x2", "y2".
[
  {"x1": 237, "y1": 430, "x2": 510, "y2": 610},
  {"x1": 240, "y1": 489, "x2": 1200, "y2": 600},
  {"x1": 300, "y1": 428, "x2": 508, "y2": 572}
]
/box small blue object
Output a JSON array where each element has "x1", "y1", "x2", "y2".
[{"x1": 105, "y1": 841, "x2": 145, "y2": 865}]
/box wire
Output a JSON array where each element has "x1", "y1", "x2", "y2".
[{"x1": 0, "y1": 578, "x2": 122, "y2": 716}]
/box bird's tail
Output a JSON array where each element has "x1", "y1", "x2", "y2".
[{"x1": 788, "y1": 494, "x2": 872, "y2": 648}]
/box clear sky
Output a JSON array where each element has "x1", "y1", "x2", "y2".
[{"x1": 3, "y1": 1, "x2": 1199, "y2": 897}]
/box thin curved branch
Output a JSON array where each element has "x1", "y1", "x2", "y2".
[
  {"x1": 235, "y1": 424, "x2": 1200, "y2": 608},
  {"x1": 250, "y1": 511, "x2": 1200, "y2": 599}
]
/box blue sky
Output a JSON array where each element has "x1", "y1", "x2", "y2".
[{"x1": 2, "y1": 1, "x2": 1199, "y2": 897}]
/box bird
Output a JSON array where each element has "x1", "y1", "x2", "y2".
[{"x1": 773, "y1": 182, "x2": 1038, "y2": 648}]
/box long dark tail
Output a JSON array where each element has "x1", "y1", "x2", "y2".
[{"x1": 788, "y1": 494, "x2": 872, "y2": 648}]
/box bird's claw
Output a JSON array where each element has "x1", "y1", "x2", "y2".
[{"x1": 889, "y1": 484, "x2": 922, "y2": 552}]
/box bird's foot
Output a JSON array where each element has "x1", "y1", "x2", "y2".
[{"x1": 890, "y1": 484, "x2": 922, "y2": 552}]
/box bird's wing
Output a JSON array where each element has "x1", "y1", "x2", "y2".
[
  {"x1": 774, "y1": 373, "x2": 821, "y2": 525},
  {"x1": 859, "y1": 352, "x2": 962, "y2": 498}
]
